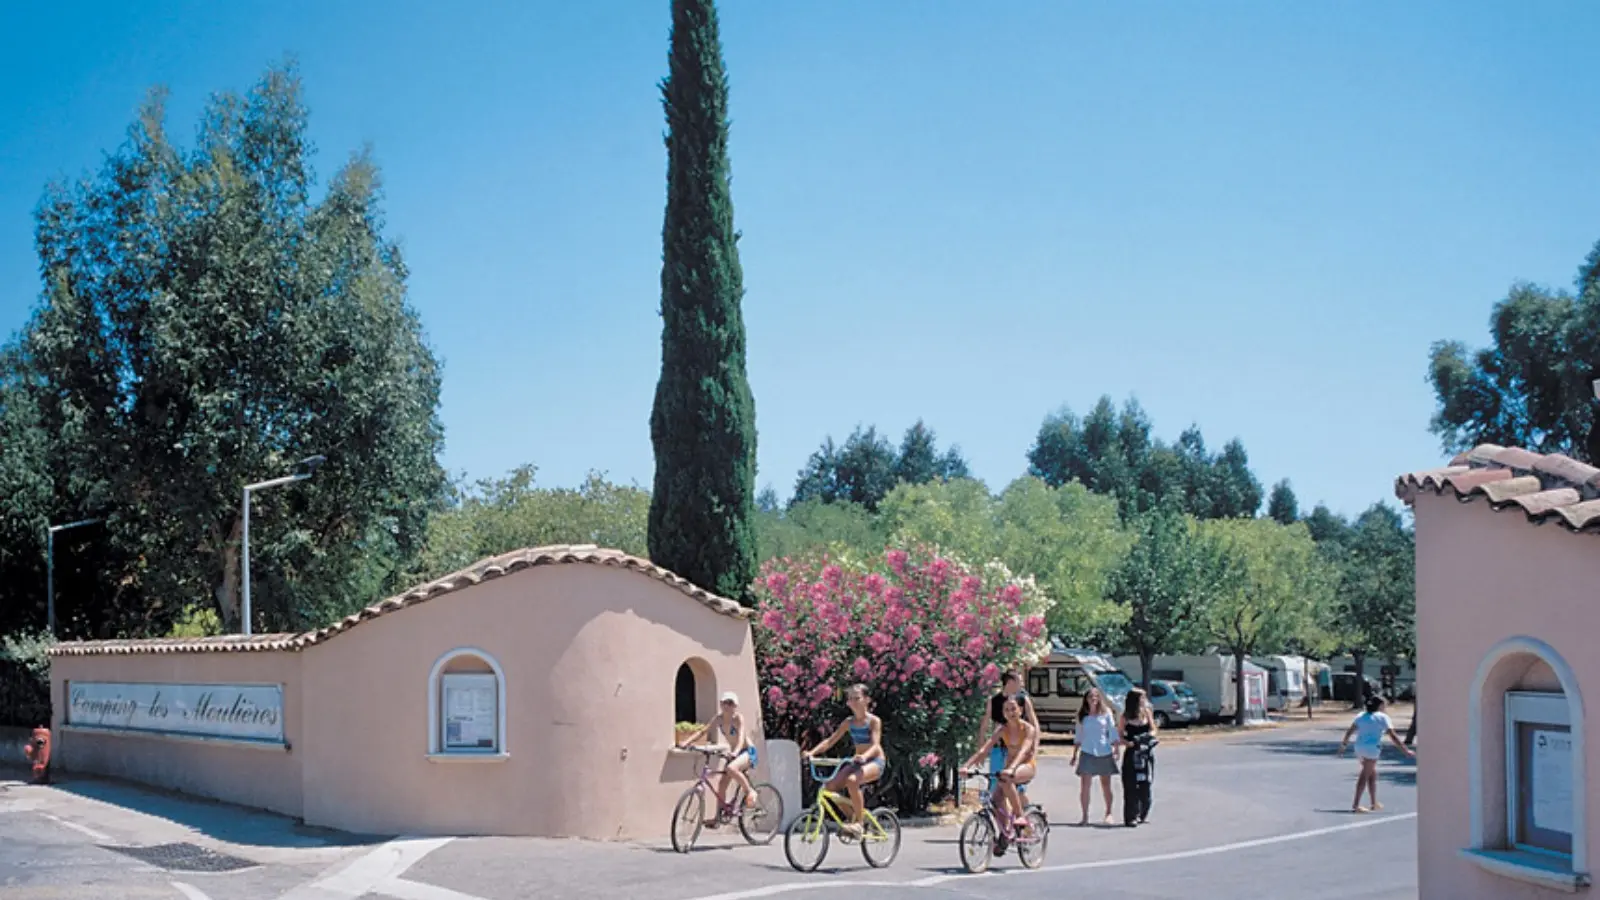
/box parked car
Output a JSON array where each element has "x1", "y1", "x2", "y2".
[
  {"x1": 1147, "y1": 679, "x2": 1200, "y2": 728},
  {"x1": 1331, "y1": 671, "x2": 1382, "y2": 703}
]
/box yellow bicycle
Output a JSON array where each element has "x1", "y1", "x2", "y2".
[{"x1": 783, "y1": 757, "x2": 902, "y2": 871}]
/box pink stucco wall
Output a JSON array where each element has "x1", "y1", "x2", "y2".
[
  {"x1": 51, "y1": 651, "x2": 304, "y2": 819},
  {"x1": 49, "y1": 561, "x2": 764, "y2": 840},
  {"x1": 1413, "y1": 490, "x2": 1597, "y2": 897},
  {"x1": 299, "y1": 563, "x2": 764, "y2": 839}
]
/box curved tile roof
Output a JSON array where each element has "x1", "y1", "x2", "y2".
[
  {"x1": 1395, "y1": 443, "x2": 1600, "y2": 535},
  {"x1": 48, "y1": 544, "x2": 750, "y2": 657}
]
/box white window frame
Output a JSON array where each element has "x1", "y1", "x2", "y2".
[
  {"x1": 427, "y1": 647, "x2": 509, "y2": 762},
  {"x1": 1505, "y1": 691, "x2": 1572, "y2": 857},
  {"x1": 1463, "y1": 636, "x2": 1589, "y2": 892}
]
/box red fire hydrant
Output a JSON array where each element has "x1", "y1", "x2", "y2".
[{"x1": 22, "y1": 726, "x2": 51, "y2": 784}]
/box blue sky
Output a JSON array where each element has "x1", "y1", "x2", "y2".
[{"x1": 3, "y1": 1, "x2": 1598, "y2": 519}]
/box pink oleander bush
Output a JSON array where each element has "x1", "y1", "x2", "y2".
[{"x1": 752, "y1": 545, "x2": 1052, "y2": 812}]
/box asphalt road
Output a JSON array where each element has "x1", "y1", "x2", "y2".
[{"x1": 0, "y1": 716, "x2": 1417, "y2": 899}]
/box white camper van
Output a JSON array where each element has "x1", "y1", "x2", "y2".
[
  {"x1": 1255, "y1": 654, "x2": 1309, "y2": 712},
  {"x1": 1115, "y1": 654, "x2": 1270, "y2": 722},
  {"x1": 1025, "y1": 644, "x2": 1135, "y2": 735}
]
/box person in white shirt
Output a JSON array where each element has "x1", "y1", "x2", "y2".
[
  {"x1": 1069, "y1": 688, "x2": 1121, "y2": 825},
  {"x1": 1337, "y1": 695, "x2": 1414, "y2": 812}
]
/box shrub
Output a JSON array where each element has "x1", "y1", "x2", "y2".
[
  {"x1": 0, "y1": 630, "x2": 55, "y2": 728},
  {"x1": 752, "y1": 545, "x2": 1052, "y2": 813}
]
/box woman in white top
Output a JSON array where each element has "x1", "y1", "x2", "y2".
[
  {"x1": 1069, "y1": 688, "x2": 1121, "y2": 825},
  {"x1": 1338, "y1": 695, "x2": 1414, "y2": 812}
]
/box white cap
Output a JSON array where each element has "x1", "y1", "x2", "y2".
[{"x1": 721, "y1": 691, "x2": 739, "y2": 705}]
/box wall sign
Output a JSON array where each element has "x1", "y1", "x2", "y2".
[
  {"x1": 1531, "y1": 729, "x2": 1573, "y2": 833},
  {"x1": 441, "y1": 673, "x2": 498, "y2": 751},
  {"x1": 66, "y1": 681, "x2": 285, "y2": 745}
]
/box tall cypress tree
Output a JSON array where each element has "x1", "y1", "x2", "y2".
[{"x1": 648, "y1": 0, "x2": 758, "y2": 604}]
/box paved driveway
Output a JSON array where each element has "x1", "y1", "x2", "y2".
[{"x1": 0, "y1": 716, "x2": 1417, "y2": 899}]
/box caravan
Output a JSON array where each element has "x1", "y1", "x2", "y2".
[
  {"x1": 1115, "y1": 654, "x2": 1270, "y2": 722},
  {"x1": 1025, "y1": 645, "x2": 1135, "y2": 735},
  {"x1": 1254, "y1": 654, "x2": 1309, "y2": 712}
]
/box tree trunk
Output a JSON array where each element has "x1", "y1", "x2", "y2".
[
  {"x1": 1139, "y1": 648, "x2": 1154, "y2": 692},
  {"x1": 213, "y1": 515, "x2": 243, "y2": 632},
  {"x1": 1234, "y1": 648, "x2": 1248, "y2": 727},
  {"x1": 1304, "y1": 657, "x2": 1314, "y2": 720},
  {"x1": 1351, "y1": 649, "x2": 1368, "y2": 708}
]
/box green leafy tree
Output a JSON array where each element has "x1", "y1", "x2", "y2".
[
  {"x1": 793, "y1": 421, "x2": 968, "y2": 511},
  {"x1": 1267, "y1": 479, "x2": 1299, "y2": 525},
  {"x1": 792, "y1": 426, "x2": 898, "y2": 510},
  {"x1": 879, "y1": 475, "x2": 1129, "y2": 643},
  {"x1": 1197, "y1": 518, "x2": 1326, "y2": 725},
  {"x1": 1107, "y1": 503, "x2": 1207, "y2": 690},
  {"x1": 1427, "y1": 276, "x2": 1598, "y2": 461},
  {"x1": 893, "y1": 419, "x2": 970, "y2": 484},
  {"x1": 1334, "y1": 504, "x2": 1416, "y2": 691},
  {"x1": 21, "y1": 65, "x2": 445, "y2": 635},
  {"x1": 1302, "y1": 504, "x2": 1351, "y2": 546},
  {"x1": 753, "y1": 497, "x2": 886, "y2": 563},
  {"x1": 1028, "y1": 397, "x2": 1262, "y2": 520},
  {"x1": 0, "y1": 344, "x2": 54, "y2": 636},
  {"x1": 647, "y1": 0, "x2": 759, "y2": 604},
  {"x1": 409, "y1": 467, "x2": 651, "y2": 582}
]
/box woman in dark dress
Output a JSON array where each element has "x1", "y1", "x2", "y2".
[{"x1": 1119, "y1": 687, "x2": 1158, "y2": 827}]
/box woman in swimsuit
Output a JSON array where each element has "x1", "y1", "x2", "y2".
[
  {"x1": 677, "y1": 691, "x2": 759, "y2": 826},
  {"x1": 801, "y1": 683, "x2": 885, "y2": 839},
  {"x1": 974, "y1": 670, "x2": 1040, "y2": 785},
  {"x1": 963, "y1": 694, "x2": 1039, "y2": 838}
]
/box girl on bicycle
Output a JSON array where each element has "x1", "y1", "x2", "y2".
[
  {"x1": 801, "y1": 683, "x2": 884, "y2": 839},
  {"x1": 676, "y1": 691, "x2": 759, "y2": 826},
  {"x1": 974, "y1": 670, "x2": 1040, "y2": 782},
  {"x1": 962, "y1": 694, "x2": 1039, "y2": 840}
]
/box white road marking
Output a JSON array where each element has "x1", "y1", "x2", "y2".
[
  {"x1": 39, "y1": 812, "x2": 115, "y2": 842},
  {"x1": 377, "y1": 876, "x2": 491, "y2": 900},
  {"x1": 276, "y1": 837, "x2": 455, "y2": 900},
  {"x1": 680, "y1": 811, "x2": 1419, "y2": 900},
  {"x1": 172, "y1": 882, "x2": 215, "y2": 900}
]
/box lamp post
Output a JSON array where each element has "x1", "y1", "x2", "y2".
[
  {"x1": 47, "y1": 517, "x2": 102, "y2": 637},
  {"x1": 241, "y1": 455, "x2": 326, "y2": 636}
]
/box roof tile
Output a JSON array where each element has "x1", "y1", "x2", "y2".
[
  {"x1": 1397, "y1": 443, "x2": 1600, "y2": 538},
  {"x1": 47, "y1": 545, "x2": 751, "y2": 658}
]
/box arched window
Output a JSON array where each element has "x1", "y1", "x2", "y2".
[
  {"x1": 1466, "y1": 636, "x2": 1588, "y2": 891},
  {"x1": 427, "y1": 647, "x2": 508, "y2": 761},
  {"x1": 675, "y1": 663, "x2": 696, "y2": 724},
  {"x1": 674, "y1": 657, "x2": 715, "y2": 725}
]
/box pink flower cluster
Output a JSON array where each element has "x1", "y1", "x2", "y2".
[{"x1": 751, "y1": 545, "x2": 1049, "y2": 760}]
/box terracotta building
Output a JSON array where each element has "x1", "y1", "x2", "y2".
[
  {"x1": 1398, "y1": 444, "x2": 1600, "y2": 896},
  {"x1": 46, "y1": 545, "x2": 765, "y2": 840}
]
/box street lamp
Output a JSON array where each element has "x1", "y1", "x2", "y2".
[
  {"x1": 241, "y1": 455, "x2": 326, "y2": 636},
  {"x1": 47, "y1": 517, "x2": 103, "y2": 637}
]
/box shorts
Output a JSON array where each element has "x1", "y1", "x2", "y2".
[
  {"x1": 1354, "y1": 745, "x2": 1380, "y2": 761},
  {"x1": 841, "y1": 757, "x2": 885, "y2": 779}
]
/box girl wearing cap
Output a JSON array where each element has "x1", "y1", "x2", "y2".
[{"x1": 677, "y1": 691, "x2": 759, "y2": 826}]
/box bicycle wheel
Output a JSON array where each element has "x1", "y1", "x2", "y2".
[
  {"x1": 670, "y1": 787, "x2": 705, "y2": 853},
  {"x1": 1016, "y1": 808, "x2": 1049, "y2": 869},
  {"x1": 958, "y1": 811, "x2": 995, "y2": 873},
  {"x1": 861, "y1": 807, "x2": 902, "y2": 868},
  {"x1": 784, "y1": 807, "x2": 829, "y2": 872},
  {"x1": 738, "y1": 783, "x2": 784, "y2": 845}
]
